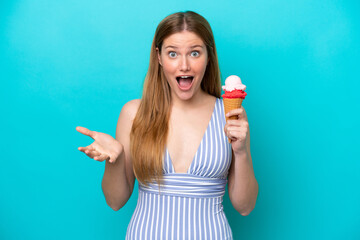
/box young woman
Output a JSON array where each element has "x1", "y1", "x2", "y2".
[{"x1": 77, "y1": 11, "x2": 258, "y2": 240}]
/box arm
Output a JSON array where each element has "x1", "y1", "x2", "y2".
[
  {"x1": 101, "y1": 99, "x2": 139, "y2": 211},
  {"x1": 226, "y1": 107, "x2": 259, "y2": 216}
]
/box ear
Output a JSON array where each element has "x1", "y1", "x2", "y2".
[{"x1": 156, "y1": 47, "x2": 162, "y2": 66}]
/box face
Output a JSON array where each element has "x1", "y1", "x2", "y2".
[{"x1": 157, "y1": 31, "x2": 209, "y2": 102}]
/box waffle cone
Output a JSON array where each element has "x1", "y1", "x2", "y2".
[
  {"x1": 223, "y1": 98, "x2": 243, "y2": 122},
  {"x1": 223, "y1": 98, "x2": 243, "y2": 143}
]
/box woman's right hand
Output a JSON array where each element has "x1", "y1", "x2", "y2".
[{"x1": 76, "y1": 126, "x2": 123, "y2": 163}]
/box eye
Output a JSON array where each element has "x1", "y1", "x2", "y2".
[
  {"x1": 191, "y1": 51, "x2": 200, "y2": 57},
  {"x1": 168, "y1": 51, "x2": 177, "y2": 58}
]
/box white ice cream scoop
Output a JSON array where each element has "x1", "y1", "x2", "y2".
[{"x1": 222, "y1": 75, "x2": 246, "y2": 92}]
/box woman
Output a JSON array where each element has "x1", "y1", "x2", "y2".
[{"x1": 77, "y1": 11, "x2": 258, "y2": 239}]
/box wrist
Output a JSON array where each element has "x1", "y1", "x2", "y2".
[
  {"x1": 112, "y1": 140, "x2": 124, "y2": 161},
  {"x1": 233, "y1": 147, "x2": 248, "y2": 159}
]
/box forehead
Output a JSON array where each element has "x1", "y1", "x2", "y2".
[{"x1": 162, "y1": 31, "x2": 205, "y2": 48}]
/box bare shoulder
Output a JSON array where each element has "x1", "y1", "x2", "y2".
[
  {"x1": 116, "y1": 99, "x2": 141, "y2": 140},
  {"x1": 119, "y1": 99, "x2": 141, "y2": 120}
]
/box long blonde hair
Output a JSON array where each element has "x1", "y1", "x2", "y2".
[{"x1": 130, "y1": 11, "x2": 221, "y2": 186}]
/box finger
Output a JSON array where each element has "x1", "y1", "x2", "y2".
[
  {"x1": 226, "y1": 108, "x2": 244, "y2": 119},
  {"x1": 80, "y1": 148, "x2": 101, "y2": 159},
  {"x1": 227, "y1": 130, "x2": 237, "y2": 141},
  {"x1": 76, "y1": 126, "x2": 96, "y2": 139},
  {"x1": 88, "y1": 150, "x2": 101, "y2": 158},
  {"x1": 227, "y1": 126, "x2": 244, "y2": 132},
  {"x1": 78, "y1": 145, "x2": 95, "y2": 153},
  {"x1": 226, "y1": 119, "x2": 249, "y2": 127},
  {"x1": 232, "y1": 126, "x2": 248, "y2": 134},
  {"x1": 108, "y1": 156, "x2": 116, "y2": 164},
  {"x1": 78, "y1": 146, "x2": 89, "y2": 151},
  {"x1": 228, "y1": 130, "x2": 247, "y2": 141},
  {"x1": 240, "y1": 121, "x2": 249, "y2": 128},
  {"x1": 94, "y1": 153, "x2": 110, "y2": 162},
  {"x1": 224, "y1": 125, "x2": 238, "y2": 135},
  {"x1": 224, "y1": 124, "x2": 229, "y2": 133}
]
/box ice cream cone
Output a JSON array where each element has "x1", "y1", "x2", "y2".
[
  {"x1": 223, "y1": 98, "x2": 243, "y2": 121},
  {"x1": 223, "y1": 98, "x2": 243, "y2": 143},
  {"x1": 222, "y1": 75, "x2": 247, "y2": 143}
]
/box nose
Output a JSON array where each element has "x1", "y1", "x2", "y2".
[{"x1": 179, "y1": 56, "x2": 190, "y2": 72}]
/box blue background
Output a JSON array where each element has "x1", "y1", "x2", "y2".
[{"x1": 1, "y1": 0, "x2": 359, "y2": 239}]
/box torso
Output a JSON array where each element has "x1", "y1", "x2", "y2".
[{"x1": 166, "y1": 95, "x2": 217, "y2": 173}]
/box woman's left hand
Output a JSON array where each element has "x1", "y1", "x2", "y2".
[{"x1": 224, "y1": 107, "x2": 249, "y2": 155}]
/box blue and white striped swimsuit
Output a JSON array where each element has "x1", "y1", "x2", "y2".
[{"x1": 126, "y1": 98, "x2": 233, "y2": 239}]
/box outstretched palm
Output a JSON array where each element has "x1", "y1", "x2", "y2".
[{"x1": 76, "y1": 126, "x2": 123, "y2": 163}]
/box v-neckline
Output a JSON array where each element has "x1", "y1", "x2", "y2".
[{"x1": 166, "y1": 98, "x2": 218, "y2": 174}]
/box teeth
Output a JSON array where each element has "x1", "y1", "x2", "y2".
[{"x1": 176, "y1": 76, "x2": 193, "y2": 83}]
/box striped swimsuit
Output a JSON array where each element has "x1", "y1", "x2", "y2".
[{"x1": 126, "y1": 98, "x2": 233, "y2": 239}]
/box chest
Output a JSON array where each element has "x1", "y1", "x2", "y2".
[{"x1": 166, "y1": 106, "x2": 214, "y2": 173}]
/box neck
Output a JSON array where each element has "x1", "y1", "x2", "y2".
[{"x1": 171, "y1": 89, "x2": 213, "y2": 111}]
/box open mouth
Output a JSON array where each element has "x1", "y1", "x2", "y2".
[{"x1": 176, "y1": 76, "x2": 194, "y2": 90}]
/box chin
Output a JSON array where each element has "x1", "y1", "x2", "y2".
[{"x1": 173, "y1": 90, "x2": 198, "y2": 101}]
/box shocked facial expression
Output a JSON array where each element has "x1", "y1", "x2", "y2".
[{"x1": 157, "y1": 30, "x2": 209, "y2": 102}]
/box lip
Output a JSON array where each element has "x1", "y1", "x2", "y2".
[{"x1": 176, "y1": 75, "x2": 194, "y2": 78}]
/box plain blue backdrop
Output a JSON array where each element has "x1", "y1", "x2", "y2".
[{"x1": 1, "y1": 0, "x2": 359, "y2": 239}]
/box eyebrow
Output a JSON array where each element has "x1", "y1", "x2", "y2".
[{"x1": 164, "y1": 45, "x2": 204, "y2": 49}]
